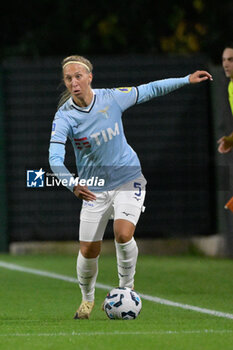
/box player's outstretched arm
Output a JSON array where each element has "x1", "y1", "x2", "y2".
[
  {"x1": 189, "y1": 70, "x2": 213, "y2": 84},
  {"x1": 137, "y1": 71, "x2": 213, "y2": 104}
]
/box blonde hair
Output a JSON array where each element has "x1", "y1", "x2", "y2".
[{"x1": 58, "y1": 55, "x2": 93, "y2": 109}]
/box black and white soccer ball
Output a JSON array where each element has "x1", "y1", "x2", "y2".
[{"x1": 103, "y1": 287, "x2": 142, "y2": 320}]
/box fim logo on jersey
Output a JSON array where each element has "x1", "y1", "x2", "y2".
[
  {"x1": 27, "y1": 168, "x2": 45, "y2": 188},
  {"x1": 74, "y1": 122, "x2": 120, "y2": 149}
]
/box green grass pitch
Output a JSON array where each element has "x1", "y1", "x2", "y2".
[{"x1": 0, "y1": 253, "x2": 233, "y2": 350}]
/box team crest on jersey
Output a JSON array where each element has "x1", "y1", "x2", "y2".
[{"x1": 116, "y1": 87, "x2": 132, "y2": 93}]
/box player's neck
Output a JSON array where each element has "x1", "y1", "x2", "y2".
[{"x1": 72, "y1": 90, "x2": 94, "y2": 108}]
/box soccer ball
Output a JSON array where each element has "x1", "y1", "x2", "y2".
[{"x1": 103, "y1": 287, "x2": 142, "y2": 320}]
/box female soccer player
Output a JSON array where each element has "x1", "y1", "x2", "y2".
[{"x1": 49, "y1": 55, "x2": 212, "y2": 319}]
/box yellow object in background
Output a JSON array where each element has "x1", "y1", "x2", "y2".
[{"x1": 228, "y1": 81, "x2": 233, "y2": 115}]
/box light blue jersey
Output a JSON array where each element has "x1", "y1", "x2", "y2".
[{"x1": 49, "y1": 75, "x2": 190, "y2": 192}]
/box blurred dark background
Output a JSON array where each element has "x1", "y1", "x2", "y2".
[
  {"x1": 0, "y1": 0, "x2": 232, "y2": 62},
  {"x1": 0, "y1": 0, "x2": 233, "y2": 249}
]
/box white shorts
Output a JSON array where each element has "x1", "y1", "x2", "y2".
[{"x1": 79, "y1": 175, "x2": 146, "y2": 242}]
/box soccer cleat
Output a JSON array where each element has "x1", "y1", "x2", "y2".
[{"x1": 73, "y1": 300, "x2": 94, "y2": 319}]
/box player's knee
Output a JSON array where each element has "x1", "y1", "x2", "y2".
[
  {"x1": 115, "y1": 232, "x2": 132, "y2": 243},
  {"x1": 80, "y1": 241, "x2": 101, "y2": 258},
  {"x1": 114, "y1": 220, "x2": 135, "y2": 243}
]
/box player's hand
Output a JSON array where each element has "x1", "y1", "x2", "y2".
[
  {"x1": 217, "y1": 136, "x2": 233, "y2": 154},
  {"x1": 189, "y1": 70, "x2": 213, "y2": 84},
  {"x1": 73, "y1": 184, "x2": 96, "y2": 201}
]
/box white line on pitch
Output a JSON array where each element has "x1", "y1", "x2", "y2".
[
  {"x1": 0, "y1": 261, "x2": 233, "y2": 320},
  {"x1": 0, "y1": 330, "x2": 232, "y2": 337}
]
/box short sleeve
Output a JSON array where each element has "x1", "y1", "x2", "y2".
[{"x1": 111, "y1": 87, "x2": 138, "y2": 112}]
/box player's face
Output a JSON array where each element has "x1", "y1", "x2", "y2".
[
  {"x1": 222, "y1": 48, "x2": 233, "y2": 80},
  {"x1": 63, "y1": 63, "x2": 93, "y2": 101}
]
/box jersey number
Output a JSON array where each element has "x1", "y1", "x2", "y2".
[{"x1": 134, "y1": 182, "x2": 141, "y2": 197}]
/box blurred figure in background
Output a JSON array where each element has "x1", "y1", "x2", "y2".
[
  {"x1": 216, "y1": 44, "x2": 233, "y2": 257},
  {"x1": 217, "y1": 44, "x2": 233, "y2": 153}
]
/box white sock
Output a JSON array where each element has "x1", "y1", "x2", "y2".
[
  {"x1": 115, "y1": 237, "x2": 138, "y2": 288},
  {"x1": 76, "y1": 251, "x2": 99, "y2": 302}
]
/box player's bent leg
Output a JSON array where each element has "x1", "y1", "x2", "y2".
[
  {"x1": 114, "y1": 219, "x2": 138, "y2": 289},
  {"x1": 113, "y1": 178, "x2": 146, "y2": 290}
]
